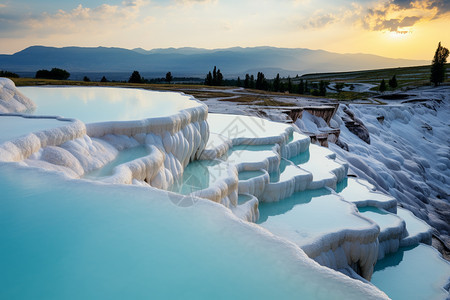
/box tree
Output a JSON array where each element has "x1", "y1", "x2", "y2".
[
  {"x1": 35, "y1": 70, "x2": 50, "y2": 79},
  {"x1": 244, "y1": 74, "x2": 250, "y2": 88},
  {"x1": 50, "y1": 68, "x2": 70, "y2": 80},
  {"x1": 298, "y1": 79, "x2": 305, "y2": 94},
  {"x1": 379, "y1": 79, "x2": 386, "y2": 92},
  {"x1": 128, "y1": 71, "x2": 142, "y2": 83},
  {"x1": 335, "y1": 82, "x2": 345, "y2": 93},
  {"x1": 100, "y1": 76, "x2": 108, "y2": 82},
  {"x1": 36, "y1": 68, "x2": 70, "y2": 80},
  {"x1": 205, "y1": 71, "x2": 213, "y2": 85},
  {"x1": 216, "y1": 69, "x2": 223, "y2": 86},
  {"x1": 255, "y1": 72, "x2": 262, "y2": 89},
  {"x1": 430, "y1": 42, "x2": 449, "y2": 86},
  {"x1": 388, "y1": 75, "x2": 398, "y2": 89},
  {"x1": 83, "y1": 76, "x2": 90, "y2": 82},
  {"x1": 212, "y1": 66, "x2": 217, "y2": 85},
  {"x1": 204, "y1": 67, "x2": 223, "y2": 86},
  {"x1": 287, "y1": 77, "x2": 293, "y2": 93},
  {"x1": 0, "y1": 70, "x2": 19, "y2": 78},
  {"x1": 255, "y1": 72, "x2": 268, "y2": 90},
  {"x1": 165, "y1": 72, "x2": 173, "y2": 83},
  {"x1": 236, "y1": 76, "x2": 242, "y2": 87},
  {"x1": 249, "y1": 75, "x2": 255, "y2": 88},
  {"x1": 319, "y1": 80, "x2": 327, "y2": 96},
  {"x1": 273, "y1": 73, "x2": 281, "y2": 92}
]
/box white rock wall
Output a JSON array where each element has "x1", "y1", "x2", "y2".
[
  {"x1": 0, "y1": 102, "x2": 209, "y2": 192},
  {"x1": 303, "y1": 221, "x2": 380, "y2": 280},
  {"x1": 0, "y1": 78, "x2": 36, "y2": 113}
]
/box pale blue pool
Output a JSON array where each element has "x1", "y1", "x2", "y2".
[
  {"x1": 169, "y1": 159, "x2": 231, "y2": 195},
  {"x1": 295, "y1": 144, "x2": 341, "y2": 182},
  {"x1": 336, "y1": 177, "x2": 395, "y2": 205},
  {"x1": 372, "y1": 244, "x2": 450, "y2": 300},
  {"x1": 258, "y1": 189, "x2": 372, "y2": 247},
  {"x1": 238, "y1": 194, "x2": 254, "y2": 204},
  {"x1": 238, "y1": 170, "x2": 265, "y2": 181},
  {"x1": 358, "y1": 206, "x2": 403, "y2": 232},
  {"x1": 288, "y1": 150, "x2": 310, "y2": 165},
  {"x1": 19, "y1": 86, "x2": 200, "y2": 123},
  {"x1": 0, "y1": 163, "x2": 380, "y2": 299},
  {"x1": 396, "y1": 207, "x2": 431, "y2": 238},
  {"x1": 269, "y1": 159, "x2": 304, "y2": 183},
  {"x1": 84, "y1": 145, "x2": 150, "y2": 179},
  {"x1": 222, "y1": 144, "x2": 276, "y2": 162},
  {"x1": 0, "y1": 115, "x2": 72, "y2": 144}
]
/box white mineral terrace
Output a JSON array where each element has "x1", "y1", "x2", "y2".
[{"x1": 1, "y1": 78, "x2": 449, "y2": 299}]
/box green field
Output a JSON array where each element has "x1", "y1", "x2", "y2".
[{"x1": 300, "y1": 63, "x2": 449, "y2": 87}]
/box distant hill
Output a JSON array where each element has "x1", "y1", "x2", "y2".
[{"x1": 0, "y1": 46, "x2": 428, "y2": 79}]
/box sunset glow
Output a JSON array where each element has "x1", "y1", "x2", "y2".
[{"x1": 0, "y1": 0, "x2": 449, "y2": 59}]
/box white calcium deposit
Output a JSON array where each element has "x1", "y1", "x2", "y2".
[
  {"x1": 1, "y1": 79, "x2": 448, "y2": 298},
  {"x1": 0, "y1": 78, "x2": 35, "y2": 113},
  {"x1": 328, "y1": 86, "x2": 450, "y2": 248}
]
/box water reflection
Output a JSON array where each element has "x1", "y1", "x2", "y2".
[
  {"x1": 84, "y1": 145, "x2": 150, "y2": 179},
  {"x1": 258, "y1": 188, "x2": 331, "y2": 223},
  {"x1": 19, "y1": 86, "x2": 200, "y2": 123}
]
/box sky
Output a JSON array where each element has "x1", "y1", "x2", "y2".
[{"x1": 0, "y1": 0, "x2": 449, "y2": 60}]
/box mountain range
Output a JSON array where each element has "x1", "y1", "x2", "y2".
[{"x1": 0, "y1": 46, "x2": 428, "y2": 79}]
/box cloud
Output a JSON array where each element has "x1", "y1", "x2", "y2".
[
  {"x1": 373, "y1": 15, "x2": 421, "y2": 32},
  {"x1": 360, "y1": 0, "x2": 448, "y2": 33},
  {"x1": 0, "y1": 1, "x2": 149, "y2": 38},
  {"x1": 296, "y1": 3, "x2": 363, "y2": 30},
  {"x1": 174, "y1": 0, "x2": 216, "y2": 5},
  {"x1": 122, "y1": 0, "x2": 140, "y2": 6},
  {"x1": 391, "y1": 0, "x2": 450, "y2": 15},
  {"x1": 426, "y1": 0, "x2": 450, "y2": 16},
  {"x1": 302, "y1": 14, "x2": 337, "y2": 29}
]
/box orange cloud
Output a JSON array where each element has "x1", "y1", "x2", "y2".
[{"x1": 361, "y1": 0, "x2": 449, "y2": 33}]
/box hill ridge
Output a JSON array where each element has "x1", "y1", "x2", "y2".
[{"x1": 0, "y1": 45, "x2": 428, "y2": 78}]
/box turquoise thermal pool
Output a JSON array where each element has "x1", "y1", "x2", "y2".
[
  {"x1": 169, "y1": 159, "x2": 231, "y2": 195},
  {"x1": 269, "y1": 159, "x2": 303, "y2": 183},
  {"x1": 336, "y1": 177, "x2": 395, "y2": 206},
  {"x1": 238, "y1": 170, "x2": 265, "y2": 181},
  {"x1": 223, "y1": 144, "x2": 276, "y2": 163},
  {"x1": 295, "y1": 144, "x2": 340, "y2": 181},
  {"x1": 19, "y1": 86, "x2": 200, "y2": 123},
  {"x1": 372, "y1": 244, "x2": 450, "y2": 300},
  {"x1": 84, "y1": 145, "x2": 151, "y2": 178},
  {"x1": 396, "y1": 207, "x2": 432, "y2": 237},
  {"x1": 208, "y1": 113, "x2": 292, "y2": 140},
  {"x1": 258, "y1": 189, "x2": 372, "y2": 246},
  {"x1": 238, "y1": 194, "x2": 254, "y2": 204},
  {"x1": 0, "y1": 164, "x2": 382, "y2": 300},
  {"x1": 358, "y1": 206, "x2": 403, "y2": 231},
  {"x1": 0, "y1": 115, "x2": 72, "y2": 144}
]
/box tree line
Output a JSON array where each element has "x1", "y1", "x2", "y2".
[
  {"x1": 0, "y1": 70, "x2": 19, "y2": 78},
  {"x1": 35, "y1": 68, "x2": 70, "y2": 80},
  {"x1": 203, "y1": 67, "x2": 328, "y2": 96},
  {"x1": 236, "y1": 73, "x2": 327, "y2": 96}
]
